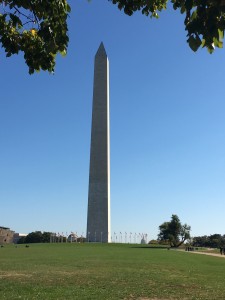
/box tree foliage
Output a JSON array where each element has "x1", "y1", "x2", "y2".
[
  {"x1": 192, "y1": 234, "x2": 225, "y2": 248},
  {"x1": 110, "y1": 0, "x2": 225, "y2": 53},
  {"x1": 0, "y1": 0, "x2": 70, "y2": 74},
  {"x1": 1, "y1": 1, "x2": 225, "y2": 74},
  {"x1": 18, "y1": 231, "x2": 52, "y2": 243},
  {"x1": 158, "y1": 214, "x2": 191, "y2": 247}
]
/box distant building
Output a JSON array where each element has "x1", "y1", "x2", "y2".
[
  {"x1": 67, "y1": 232, "x2": 78, "y2": 243},
  {"x1": 0, "y1": 226, "x2": 14, "y2": 244},
  {"x1": 13, "y1": 233, "x2": 27, "y2": 244}
]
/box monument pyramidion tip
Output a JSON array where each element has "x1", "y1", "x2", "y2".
[{"x1": 96, "y1": 42, "x2": 107, "y2": 57}]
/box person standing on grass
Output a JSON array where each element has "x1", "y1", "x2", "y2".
[
  {"x1": 220, "y1": 247, "x2": 223, "y2": 255},
  {"x1": 223, "y1": 248, "x2": 225, "y2": 255}
]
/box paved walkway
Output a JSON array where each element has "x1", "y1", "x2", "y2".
[{"x1": 183, "y1": 250, "x2": 225, "y2": 258}]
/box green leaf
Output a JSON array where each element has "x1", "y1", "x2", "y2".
[
  {"x1": 218, "y1": 41, "x2": 223, "y2": 48},
  {"x1": 66, "y1": 4, "x2": 71, "y2": 13},
  {"x1": 60, "y1": 49, "x2": 67, "y2": 57},
  {"x1": 213, "y1": 38, "x2": 223, "y2": 48},
  {"x1": 207, "y1": 48, "x2": 214, "y2": 54},
  {"x1": 187, "y1": 35, "x2": 201, "y2": 52},
  {"x1": 218, "y1": 29, "x2": 224, "y2": 41},
  {"x1": 181, "y1": 5, "x2": 186, "y2": 14},
  {"x1": 207, "y1": 45, "x2": 214, "y2": 54},
  {"x1": 190, "y1": 10, "x2": 197, "y2": 21}
]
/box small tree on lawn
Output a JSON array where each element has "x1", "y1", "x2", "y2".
[{"x1": 158, "y1": 214, "x2": 191, "y2": 248}]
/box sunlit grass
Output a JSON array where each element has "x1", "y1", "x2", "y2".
[{"x1": 0, "y1": 243, "x2": 225, "y2": 299}]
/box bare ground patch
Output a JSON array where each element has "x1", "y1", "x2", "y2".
[{"x1": 0, "y1": 272, "x2": 32, "y2": 279}]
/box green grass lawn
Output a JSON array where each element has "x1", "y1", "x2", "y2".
[{"x1": 0, "y1": 243, "x2": 225, "y2": 299}]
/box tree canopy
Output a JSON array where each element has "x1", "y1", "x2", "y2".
[
  {"x1": 1, "y1": 0, "x2": 225, "y2": 73},
  {"x1": 192, "y1": 234, "x2": 225, "y2": 248},
  {"x1": 158, "y1": 214, "x2": 191, "y2": 247},
  {"x1": 18, "y1": 231, "x2": 52, "y2": 243},
  {"x1": 111, "y1": 0, "x2": 225, "y2": 53},
  {"x1": 0, "y1": 0, "x2": 70, "y2": 74}
]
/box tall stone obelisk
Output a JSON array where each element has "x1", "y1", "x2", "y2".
[{"x1": 86, "y1": 42, "x2": 111, "y2": 243}]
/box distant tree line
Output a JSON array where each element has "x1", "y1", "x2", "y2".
[
  {"x1": 17, "y1": 231, "x2": 85, "y2": 244},
  {"x1": 17, "y1": 229, "x2": 225, "y2": 248},
  {"x1": 192, "y1": 234, "x2": 225, "y2": 248},
  {"x1": 18, "y1": 231, "x2": 52, "y2": 244}
]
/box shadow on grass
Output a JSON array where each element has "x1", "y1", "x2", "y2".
[{"x1": 129, "y1": 246, "x2": 168, "y2": 249}]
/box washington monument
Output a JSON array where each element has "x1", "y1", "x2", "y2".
[{"x1": 86, "y1": 43, "x2": 111, "y2": 243}]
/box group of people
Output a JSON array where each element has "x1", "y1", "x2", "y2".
[
  {"x1": 219, "y1": 247, "x2": 225, "y2": 255},
  {"x1": 185, "y1": 247, "x2": 196, "y2": 251}
]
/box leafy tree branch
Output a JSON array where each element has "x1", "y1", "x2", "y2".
[
  {"x1": 0, "y1": 0, "x2": 70, "y2": 74},
  {"x1": 1, "y1": 0, "x2": 225, "y2": 74},
  {"x1": 110, "y1": 0, "x2": 225, "y2": 53}
]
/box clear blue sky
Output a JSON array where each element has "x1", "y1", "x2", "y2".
[{"x1": 1, "y1": 0, "x2": 225, "y2": 241}]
